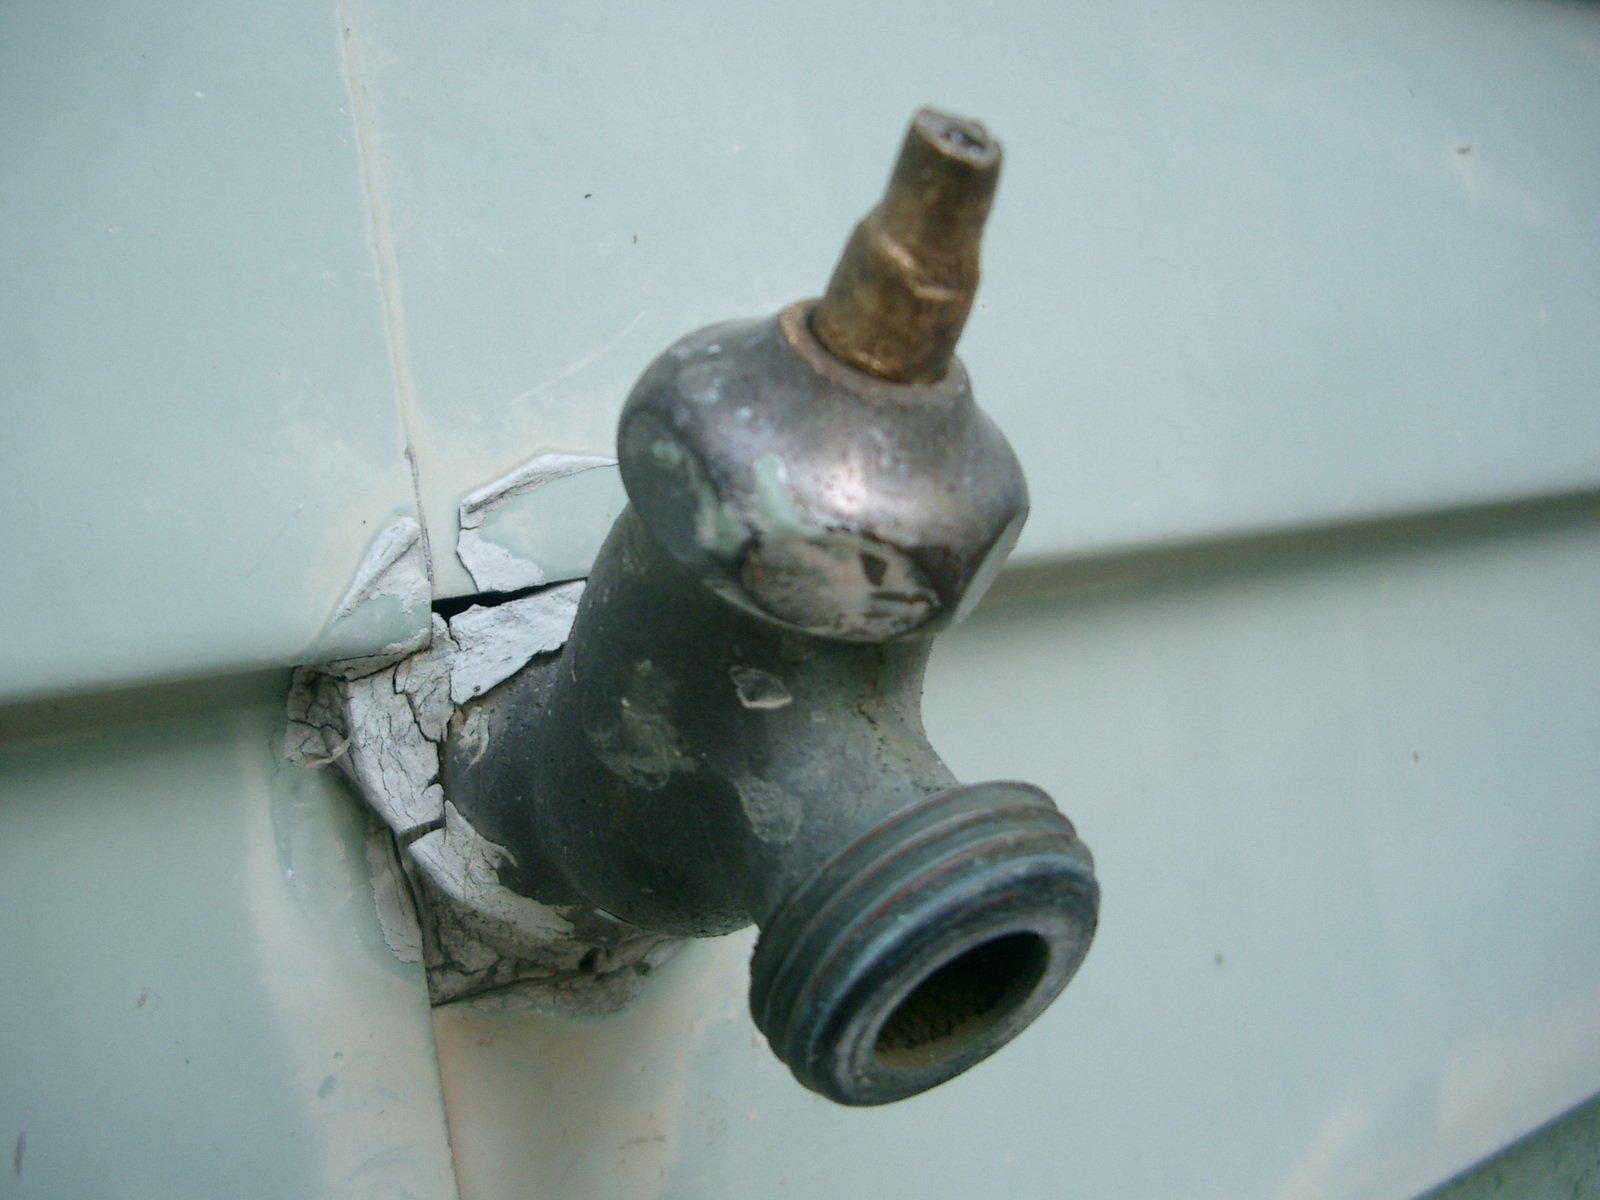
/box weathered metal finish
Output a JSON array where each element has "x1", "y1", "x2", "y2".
[
  {"x1": 443, "y1": 109, "x2": 1098, "y2": 1105},
  {"x1": 618, "y1": 302, "x2": 1029, "y2": 642},
  {"x1": 813, "y1": 108, "x2": 1000, "y2": 385}
]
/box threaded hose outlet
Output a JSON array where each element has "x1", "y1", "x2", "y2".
[{"x1": 749, "y1": 783, "x2": 1098, "y2": 1105}]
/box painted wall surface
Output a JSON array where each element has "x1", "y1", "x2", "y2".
[
  {"x1": 3, "y1": 1, "x2": 1599, "y2": 1198},
  {"x1": 0, "y1": 686, "x2": 457, "y2": 1199},
  {"x1": 6, "y1": 0, "x2": 1599, "y2": 699},
  {"x1": 0, "y1": 2, "x2": 426, "y2": 703}
]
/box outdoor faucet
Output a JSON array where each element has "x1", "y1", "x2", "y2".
[{"x1": 440, "y1": 109, "x2": 1099, "y2": 1105}]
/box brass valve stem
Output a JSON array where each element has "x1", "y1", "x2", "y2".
[{"x1": 811, "y1": 108, "x2": 1002, "y2": 384}]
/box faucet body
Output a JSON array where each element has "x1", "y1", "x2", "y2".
[
  {"x1": 290, "y1": 110, "x2": 1098, "y2": 1104},
  {"x1": 444, "y1": 294, "x2": 1098, "y2": 1104},
  {"x1": 444, "y1": 303, "x2": 1031, "y2": 936}
]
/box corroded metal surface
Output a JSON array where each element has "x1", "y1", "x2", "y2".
[
  {"x1": 290, "y1": 108, "x2": 1097, "y2": 1103},
  {"x1": 616, "y1": 301, "x2": 1028, "y2": 642},
  {"x1": 440, "y1": 109, "x2": 1099, "y2": 1105}
]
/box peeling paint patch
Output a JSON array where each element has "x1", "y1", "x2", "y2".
[
  {"x1": 366, "y1": 829, "x2": 423, "y2": 963},
  {"x1": 585, "y1": 660, "x2": 696, "y2": 790},
  {"x1": 335, "y1": 517, "x2": 429, "y2": 620},
  {"x1": 392, "y1": 619, "x2": 455, "y2": 742},
  {"x1": 458, "y1": 707, "x2": 490, "y2": 767},
  {"x1": 447, "y1": 584, "x2": 583, "y2": 705},
  {"x1": 310, "y1": 516, "x2": 432, "y2": 673},
  {"x1": 458, "y1": 935, "x2": 684, "y2": 1017},
  {"x1": 457, "y1": 453, "x2": 615, "y2": 592},
  {"x1": 736, "y1": 775, "x2": 802, "y2": 844},
  {"x1": 286, "y1": 586, "x2": 582, "y2": 839},
  {"x1": 679, "y1": 358, "x2": 729, "y2": 406},
  {"x1": 411, "y1": 801, "x2": 576, "y2": 942},
  {"x1": 287, "y1": 661, "x2": 445, "y2": 835},
  {"x1": 287, "y1": 579, "x2": 679, "y2": 1009},
  {"x1": 730, "y1": 666, "x2": 792, "y2": 710},
  {"x1": 284, "y1": 715, "x2": 349, "y2": 770}
]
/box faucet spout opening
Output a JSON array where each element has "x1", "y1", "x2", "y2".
[
  {"x1": 875, "y1": 931, "x2": 1052, "y2": 1068},
  {"x1": 749, "y1": 781, "x2": 1097, "y2": 1105}
]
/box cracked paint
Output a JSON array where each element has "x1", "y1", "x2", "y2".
[
  {"x1": 287, "y1": 585, "x2": 579, "y2": 837},
  {"x1": 366, "y1": 827, "x2": 423, "y2": 964},
  {"x1": 457, "y1": 452, "x2": 616, "y2": 592},
  {"x1": 286, "y1": 441, "x2": 682, "y2": 1012},
  {"x1": 446, "y1": 585, "x2": 582, "y2": 705},
  {"x1": 411, "y1": 800, "x2": 576, "y2": 943},
  {"x1": 306, "y1": 516, "x2": 433, "y2": 674},
  {"x1": 287, "y1": 579, "x2": 676, "y2": 1011}
]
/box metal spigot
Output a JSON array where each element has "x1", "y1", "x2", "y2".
[
  {"x1": 440, "y1": 108, "x2": 1099, "y2": 1105},
  {"x1": 814, "y1": 108, "x2": 1002, "y2": 384}
]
